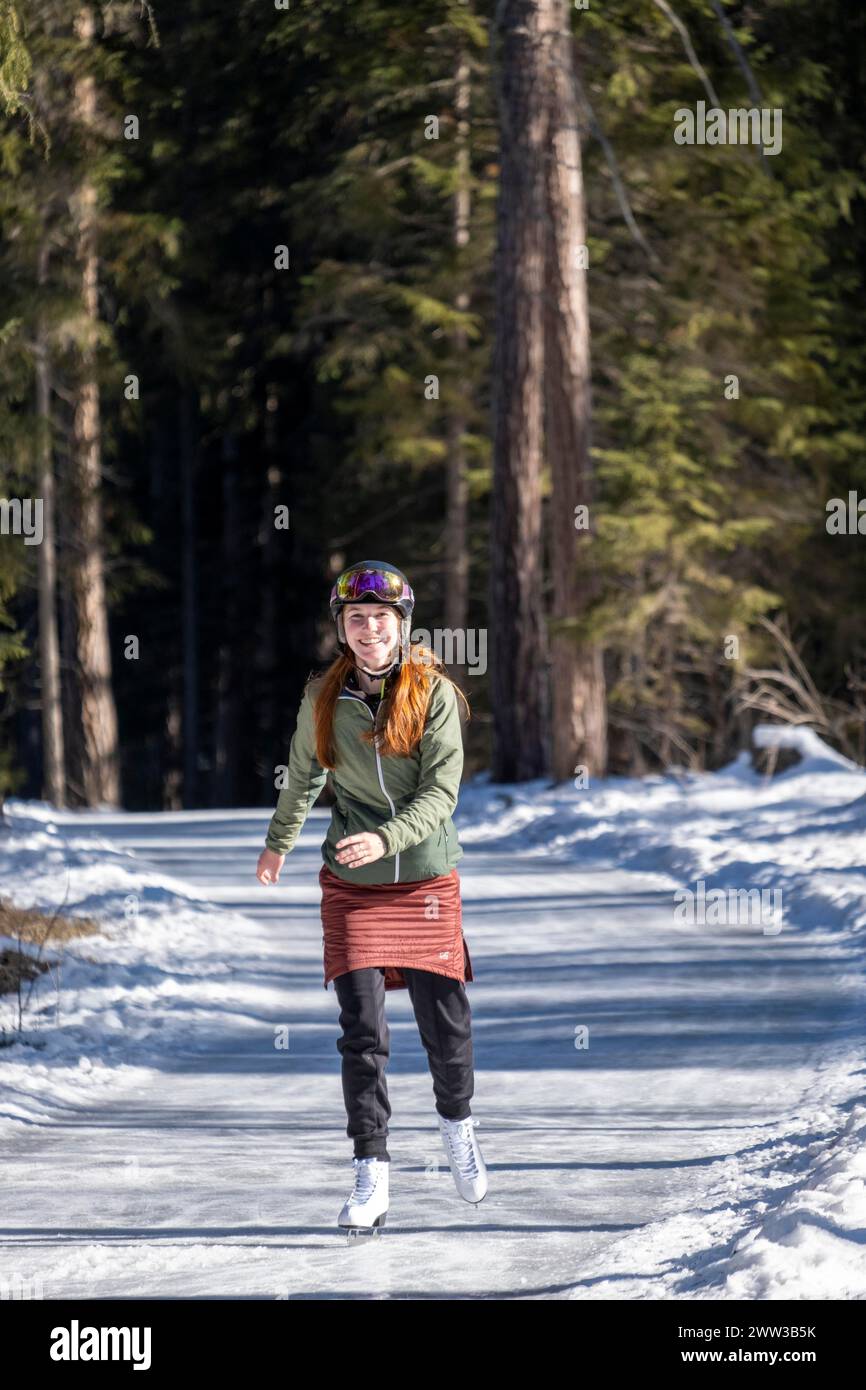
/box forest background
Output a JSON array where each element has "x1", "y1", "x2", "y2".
[{"x1": 0, "y1": 0, "x2": 863, "y2": 812}]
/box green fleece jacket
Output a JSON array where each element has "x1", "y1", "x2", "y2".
[{"x1": 264, "y1": 671, "x2": 465, "y2": 884}]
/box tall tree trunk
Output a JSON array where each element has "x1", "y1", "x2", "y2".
[
  {"x1": 255, "y1": 316, "x2": 281, "y2": 773},
  {"x1": 445, "y1": 51, "x2": 471, "y2": 650},
  {"x1": 490, "y1": 0, "x2": 548, "y2": 781},
  {"x1": 69, "y1": 4, "x2": 120, "y2": 807},
  {"x1": 60, "y1": 557, "x2": 85, "y2": 803},
  {"x1": 163, "y1": 687, "x2": 183, "y2": 811},
  {"x1": 180, "y1": 387, "x2": 199, "y2": 807},
  {"x1": 35, "y1": 240, "x2": 66, "y2": 806},
  {"x1": 544, "y1": 1, "x2": 607, "y2": 780},
  {"x1": 215, "y1": 432, "x2": 240, "y2": 805}
]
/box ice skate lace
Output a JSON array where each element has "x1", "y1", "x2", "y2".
[
  {"x1": 350, "y1": 1157, "x2": 380, "y2": 1202},
  {"x1": 443, "y1": 1118, "x2": 481, "y2": 1177}
]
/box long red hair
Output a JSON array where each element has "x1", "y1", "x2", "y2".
[{"x1": 307, "y1": 645, "x2": 471, "y2": 769}]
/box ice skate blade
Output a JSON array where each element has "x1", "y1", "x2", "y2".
[
  {"x1": 461, "y1": 1187, "x2": 488, "y2": 1206},
  {"x1": 339, "y1": 1212, "x2": 387, "y2": 1237}
]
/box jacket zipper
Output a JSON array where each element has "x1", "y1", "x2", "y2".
[{"x1": 336, "y1": 692, "x2": 399, "y2": 883}]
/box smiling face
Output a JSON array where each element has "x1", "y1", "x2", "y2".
[{"x1": 343, "y1": 603, "x2": 401, "y2": 666}]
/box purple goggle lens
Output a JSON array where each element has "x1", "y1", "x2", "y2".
[{"x1": 334, "y1": 569, "x2": 408, "y2": 603}]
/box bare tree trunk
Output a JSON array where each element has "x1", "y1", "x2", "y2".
[
  {"x1": 34, "y1": 240, "x2": 66, "y2": 806},
  {"x1": 68, "y1": 4, "x2": 120, "y2": 807},
  {"x1": 544, "y1": 0, "x2": 607, "y2": 780},
  {"x1": 180, "y1": 387, "x2": 199, "y2": 806},
  {"x1": 163, "y1": 688, "x2": 183, "y2": 811},
  {"x1": 445, "y1": 51, "x2": 471, "y2": 648},
  {"x1": 215, "y1": 433, "x2": 240, "y2": 805},
  {"x1": 490, "y1": 0, "x2": 549, "y2": 781},
  {"x1": 60, "y1": 560, "x2": 85, "y2": 803},
  {"x1": 255, "y1": 322, "x2": 281, "y2": 772}
]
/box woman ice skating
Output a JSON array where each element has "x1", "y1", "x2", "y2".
[{"x1": 255, "y1": 560, "x2": 487, "y2": 1236}]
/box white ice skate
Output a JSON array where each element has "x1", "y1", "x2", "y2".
[
  {"x1": 338, "y1": 1157, "x2": 389, "y2": 1237},
  {"x1": 437, "y1": 1114, "x2": 488, "y2": 1204}
]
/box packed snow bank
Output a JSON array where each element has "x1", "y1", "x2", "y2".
[
  {"x1": 0, "y1": 801, "x2": 268, "y2": 1133},
  {"x1": 454, "y1": 731, "x2": 866, "y2": 945},
  {"x1": 720, "y1": 1098, "x2": 866, "y2": 1299},
  {"x1": 752, "y1": 721, "x2": 863, "y2": 773}
]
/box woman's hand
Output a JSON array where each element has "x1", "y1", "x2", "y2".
[
  {"x1": 335, "y1": 832, "x2": 387, "y2": 868},
  {"x1": 256, "y1": 848, "x2": 285, "y2": 885}
]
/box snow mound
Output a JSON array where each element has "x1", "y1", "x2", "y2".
[{"x1": 752, "y1": 723, "x2": 863, "y2": 773}]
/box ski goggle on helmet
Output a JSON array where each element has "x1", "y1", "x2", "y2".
[{"x1": 329, "y1": 561, "x2": 414, "y2": 619}]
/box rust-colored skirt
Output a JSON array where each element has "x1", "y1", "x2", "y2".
[{"x1": 319, "y1": 863, "x2": 474, "y2": 992}]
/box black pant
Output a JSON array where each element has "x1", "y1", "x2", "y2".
[{"x1": 334, "y1": 966, "x2": 474, "y2": 1161}]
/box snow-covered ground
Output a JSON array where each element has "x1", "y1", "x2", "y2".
[{"x1": 1, "y1": 729, "x2": 865, "y2": 1300}]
